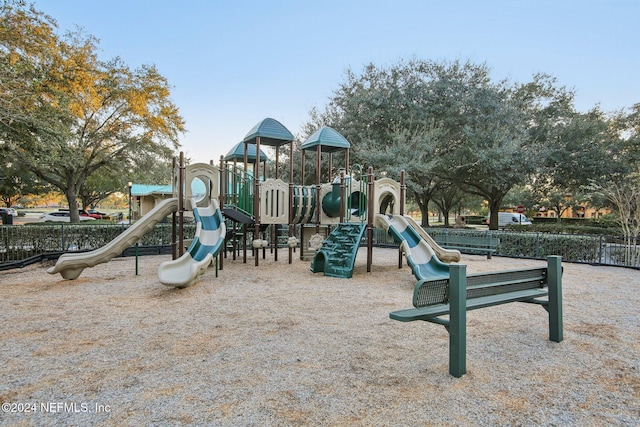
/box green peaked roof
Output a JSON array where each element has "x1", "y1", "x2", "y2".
[
  {"x1": 300, "y1": 126, "x2": 350, "y2": 152},
  {"x1": 243, "y1": 117, "x2": 294, "y2": 146},
  {"x1": 225, "y1": 142, "x2": 268, "y2": 162}
]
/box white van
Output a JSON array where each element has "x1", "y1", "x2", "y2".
[{"x1": 489, "y1": 212, "x2": 532, "y2": 228}]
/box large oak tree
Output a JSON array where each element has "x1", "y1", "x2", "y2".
[
  {"x1": 0, "y1": 2, "x2": 184, "y2": 221},
  {"x1": 306, "y1": 59, "x2": 576, "y2": 229}
]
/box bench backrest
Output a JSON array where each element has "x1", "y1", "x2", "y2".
[
  {"x1": 434, "y1": 235, "x2": 500, "y2": 247},
  {"x1": 413, "y1": 267, "x2": 547, "y2": 308}
]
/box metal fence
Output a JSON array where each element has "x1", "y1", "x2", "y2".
[
  {"x1": 0, "y1": 223, "x2": 195, "y2": 270},
  {"x1": 2, "y1": 223, "x2": 639, "y2": 271},
  {"x1": 373, "y1": 227, "x2": 640, "y2": 269}
]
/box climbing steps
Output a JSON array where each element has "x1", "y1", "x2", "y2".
[{"x1": 310, "y1": 223, "x2": 367, "y2": 278}]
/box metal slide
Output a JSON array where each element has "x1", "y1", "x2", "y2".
[
  {"x1": 374, "y1": 214, "x2": 450, "y2": 280},
  {"x1": 48, "y1": 198, "x2": 180, "y2": 280},
  {"x1": 158, "y1": 198, "x2": 226, "y2": 288}
]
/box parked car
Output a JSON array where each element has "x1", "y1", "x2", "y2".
[
  {"x1": 57, "y1": 208, "x2": 100, "y2": 219},
  {"x1": 87, "y1": 209, "x2": 110, "y2": 219},
  {"x1": 0, "y1": 207, "x2": 18, "y2": 216},
  {"x1": 79, "y1": 209, "x2": 102, "y2": 219},
  {"x1": 39, "y1": 211, "x2": 96, "y2": 222}
]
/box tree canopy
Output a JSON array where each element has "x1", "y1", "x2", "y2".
[
  {"x1": 0, "y1": 2, "x2": 184, "y2": 221},
  {"x1": 302, "y1": 58, "x2": 639, "y2": 229},
  {"x1": 304, "y1": 59, "x2": 570, "y2": 227}
]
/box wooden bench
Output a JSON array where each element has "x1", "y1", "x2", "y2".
[
  {"x1": 389, "y1": 256, "x2": 563, "y2": 377},
  {"x1": 432, "y1": 234, "x2": 499, "y2": 258}
]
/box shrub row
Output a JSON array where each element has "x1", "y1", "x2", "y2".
[{"x1": 528, "y1": 218, "x2": 621, "y2": 235}]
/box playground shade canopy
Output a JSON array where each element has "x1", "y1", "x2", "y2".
[
  {"x1": 301, "y1": 126, "x2": 351, "y2": 152},
  {"x1": 243, "y1": 117, "x2": 294, "y2": 146},
  {"x1": 225, "y1": 142, "x2": 268, "y2": 163}
]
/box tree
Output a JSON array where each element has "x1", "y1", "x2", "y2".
[
  {"x1": 428, "y1": 70, "x2": 531, "y2": 229},
  {"x1": 609, "y1": 103, "x2": 640, "y2": 170},
  {"x1": 0, "y1": 3, "x2": 184, "y2": 221},
  {"x1": 546, "y1": 109, "x2": 624, "y2": 192},
  {"x1": 362, "y1": 126, "x2": 445, "y2": 226},
  {"x1": 0, "y1": 158, "x2": 50, "y2": 207},
  {"x1": 589, "y1": 104, "x2": 640, "y2": 265},
  {"x1": 304, "y1": 59, "x2": 458, "y2": 224},
  {"x1": 79, "y1": 150, "x2": 174, "y2": 209},
  {"x1": 307, "y1": 59, "x2": 578, "y2": 229},
  {"x1": 431, "y1": 180, "x2": 465, "y2": 227},
  {"x1": 592, "y1": 174, "x2": 640, "y2": 265},
  {"x1": 0, "y1": 161, "x2": 25, "y2": 207}
]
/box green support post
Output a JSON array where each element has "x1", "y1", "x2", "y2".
[
  {"x1": 449, "y1": 264, "x2": 467, "y2": 378},
  {"x1": 547, "y1": 255, "x2": 563, "y2": 342}
]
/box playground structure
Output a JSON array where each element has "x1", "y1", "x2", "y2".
[{"x1": 47, "y1": 117, "x2": 460, "y2": 286}]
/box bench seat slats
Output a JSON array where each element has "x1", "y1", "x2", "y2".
[{"x1": 391, "y1": 288, "x2": 549, "y2": 322}]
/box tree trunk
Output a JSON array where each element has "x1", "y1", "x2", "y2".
[
  {"x1": 417, "y1": 201, "x2": 430, "y2": 227},
  {"x1": 442, "y1": 208, "x2": 451, "y2": 227},
  {"x1": 66, "y1": 187, "x2": 80, "y2": 223},
  {"x1": 488, "y1": 198, "x2": 501, "y2": 230}
]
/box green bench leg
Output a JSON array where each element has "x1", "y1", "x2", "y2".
[
  {"x1": 449, "y1": 264, "x2": 467, "y2": 377},
  {"x1": 547, "y1": 256, "x2": 563, "y2": 342}
]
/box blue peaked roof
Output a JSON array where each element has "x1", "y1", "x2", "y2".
[
  {"x1": 131, "y1": 184, "x2": 172, "y2": 196},
  {"x1": 131, "y1": 181, "x2": 206, "y2": 197},
  {"x1": 225, "y1": 142, "x2": 268, "y2": 162},
  {"x1": 243, "y1": 118, "x2": 294, "y2": 146},
  {"x1": 300, "y1": 126, "x2": 350, "y2": 153}
]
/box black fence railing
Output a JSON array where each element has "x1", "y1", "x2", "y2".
[
  {"x1": 2, "y1": 224, "x2": 639, "y2": 271},
  {"x1": 373, "y1": 227, "x2": 639, "y2": 269},
  {"x1": 0, "y1": 223, "x2": 195, "y2": 270}
]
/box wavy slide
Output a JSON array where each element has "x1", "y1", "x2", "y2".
[
  {"x1": 158, "y1": 198, "x2": 226, "y2": 288},
  {"x1": 402, "y1": 215, "x2": 461, "y2": 263},
  {"x1": 374, "y1": 214, "x2": 451, "y2": 280},
  {"x1": 48, "y1": 198, "x2": 180, "y2": 280}
]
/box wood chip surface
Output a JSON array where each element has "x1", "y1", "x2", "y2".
[{"x1": 1, "y1": 248, "x2": 638, "y2": 426}]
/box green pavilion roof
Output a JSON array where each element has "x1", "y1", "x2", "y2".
[
  {"x1": 243, "y1": 117, "x2": 294, "y2": 146},
  {"x1": 300, "y1": 126, "x2": 350, "y2": 153},
  {"x1": 225, "y1": 142, "x2": 268, "y2": 162}
]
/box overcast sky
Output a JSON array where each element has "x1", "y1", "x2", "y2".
[{"x1": 34, "y1": 0, "x2": 640, "y2": 163}]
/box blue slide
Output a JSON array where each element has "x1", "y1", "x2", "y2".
[
  {"x1": 158, "y1": 198, "x2": 226, "y2": 288},
  {"x1": 375, "y1": 214, "x2": 450, "y2": 280}
]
